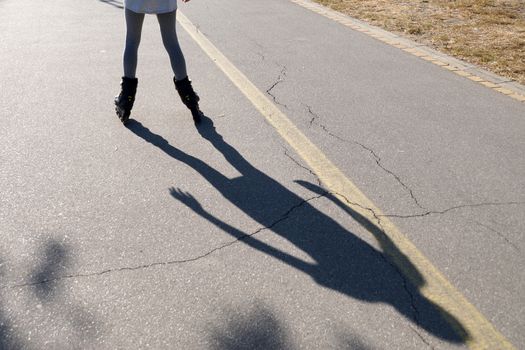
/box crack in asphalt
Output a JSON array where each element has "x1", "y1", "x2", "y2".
[
  {"x1": 353, "y1": 141, "x2": 426, "y2": 211},
  {"x1": 284, "y1": 150, "x2": 523, "y2": 339},
  {"x1": 334, "y1": 181, "x2": 523, "y2": 252},
  {"x1": 272, "y1": 149, "x2": 430, "y2": 342},
  {"x1": 280, "y1": 149, "x2": 518, "y2": 344},
  {"x1": 302, "y1": 106, "x2": 525, "y2": 235},
  {"x1": 255, "y1": 51, "x2": 266, "y2": 62},
  {"x1": 401, "y1": 280, "x2": 433, "y2": 349},
  {"x1": 283, "y1": 147, "x2": 322, "y2": 186},
  {"x1": 250, "y1": 39, "x2": 266, "y2": 62},
  {"x1": 332, "y1": 191, "x2": 381, "y2": 225},
  {"x1": 381, "y1": 201, "x2": 525, "y2": 219},
  {"x1": 281, "y1": 145, "x2": 524, "y2": 254},
  {"x1": 473, "y1": 220, "x2": 521, "y2": 253},
  {"x1": 281, "y1": 129, "x2": 524, "y2": 255},
  {"x1": 193, "y1": 23, "x2": 207, "y2": 37},
  {"x1": 374, "y1": 244, "x2": 426, "y2": 340},
  {"x1": 304, "y1": 104, "x2": 427, "y2": 211},
  {"x1": 4, "y1": 194, "x2": 325, "y2": 290},
  {"x1": 281, "y1": 145, "x2": 428, "y2": 328},
  {"x1": 266, "y1": 65, "x2": 289, "y2": 109},
  {"x1": 332, "y1": 192, "x2": 431, "y2": 344},
  {"x1": 409, "y1": 325, "x2": 436, "y2": 349}
]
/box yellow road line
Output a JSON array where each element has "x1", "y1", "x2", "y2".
[
  {"x1": 177, "y1": 12, "x2": 516, "y2": 350},
  {"x1": 289, "y1": 0, "x2": 525, "y2": 103}
]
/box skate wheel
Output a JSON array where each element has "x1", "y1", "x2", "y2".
[{"x1": 115, "y1": 105, "x2": 130, "y2": 124}]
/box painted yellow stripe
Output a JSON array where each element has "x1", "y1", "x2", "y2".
[{"x1": 177, "y1": 12, "x2": 516, "y2": 350}]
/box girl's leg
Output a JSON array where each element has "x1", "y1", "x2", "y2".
[
  {"x1": 157, "y1": 10, "x2": 188, "y2": 80},
  {"x1": 123, "y1": 9, "x2": 145, "y2": 78}
]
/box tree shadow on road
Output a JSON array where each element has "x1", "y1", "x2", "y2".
[
  {"x1": 31, "y1": 241, "x2": 70, "y2": 301},
  {"x1": 0, "y1": 240, "x2": 100, "y2": 349},
  {"x1": 209, "y1": 302, "x2": 374, "y2": 350},
  {"x1": 126, "y1": 116, "x2": 469, "y2": 344},
  {"x1": 28, "y1": 240, "x2": 100, "y2": 345},
  {"x1": 209, "y1": 303, "x2": 293, "y2": 350},
  {"x1": 0, "y1": 261, "x2": 23, "y2": 350}
]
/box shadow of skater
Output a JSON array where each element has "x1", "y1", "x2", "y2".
[{"x1": 126, "y1": 116, "x2": 468, "y2": 344}]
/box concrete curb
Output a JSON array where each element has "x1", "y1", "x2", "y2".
[{"x1": 289, "y1": 0, "x2": 525, "y2": 103}]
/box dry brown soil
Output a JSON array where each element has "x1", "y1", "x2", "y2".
[{"x1": 314, "y1": 0, "x2": 525, "y2": 84}]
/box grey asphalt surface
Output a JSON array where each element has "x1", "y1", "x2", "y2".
[{"x1": 1, "y1": 0, "x2": 524, "y2": 349}]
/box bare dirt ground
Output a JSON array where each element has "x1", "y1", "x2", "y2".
[{"x1": 314, "y1": 0, "x2": 525, "y2": 85}]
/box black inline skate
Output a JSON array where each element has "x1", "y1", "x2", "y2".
[
  {"x1": 114, "y1": 76, "x2": 138, "y2": 124},
  {"x1": 174, "y1": 76, "x2": 202, "y2": 124}
]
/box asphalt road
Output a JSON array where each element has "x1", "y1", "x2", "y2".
[{"x1": 1, "y1": 0, "x2": 524, "y2": 349}]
